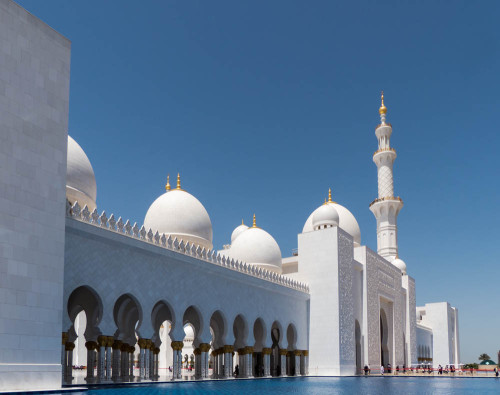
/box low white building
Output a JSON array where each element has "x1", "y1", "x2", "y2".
[{"x1": 0, "y1": 1, "x2": 459, "y2": 391}]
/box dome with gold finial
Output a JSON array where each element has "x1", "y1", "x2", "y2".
[
  {"x1": 144, "y1": 174, "x2": 213, "y2": 250},
  {"x1": 231, "y1": 219, "x2": 249, "y2": 243},
  {"x1": 303, "y1": 188, "x2": 361, "y2": 246},
  {"x1": 379, "y1": 91, "x2": 387, "y2": 115},
  {"x1": 224, "y1": 214, "x2": 282, "y2": 274}
]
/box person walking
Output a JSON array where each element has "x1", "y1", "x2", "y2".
[
  {"x1": 494, "y1": 366, "x2": 498, "y2": 377},
  {"x1": 380, "y1": 365, "x2": 384, "y2": 375}
]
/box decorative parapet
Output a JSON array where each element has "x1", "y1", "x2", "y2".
[
  {"x1": 369, "y1": 196, "x2": 403, "y2": 208},
  {"x1": 66, "y1": 200, "x2": 310, "y2": 294}
]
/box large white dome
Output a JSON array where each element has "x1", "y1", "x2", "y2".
[
  {"x1": 66, "y1": 136, "x2": 97, "y2": 211},
  {"x1": 303, "y1": 196, "x2": 361, "y2": 246},
  {"x1": 144, "y1": 188, "x2": 213, "y2": 250},
  {"x1": 225, "y1": 222, "x2": 282, "y2": 274}
]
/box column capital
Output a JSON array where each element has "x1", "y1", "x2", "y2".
[
  {"x1": 138, "y1": 338, "x2": 149, "y2": 349},
  {"x1": 97, "y1": 335, "x2": 108, "y2": 347},
  {"x1": 112, "y1": 340, "x2": 123, "y2": 350},
  {"x1": 106, "y1": 336, "x2": 115, "y2": 347},
  {"x1": 199, "y1": 343, "x2": 211, "y2": 352},
  {"x1": 302, "y1": 350, "x2": 309, "y2": 356},
  {"x1": 120, "y1": 343, "x2": 129, "y2": 352},
  {"x1": 238, "y1": 348, "x2": 246, "y2": 355},
  {"x1": 65, "y1": 341, "x2": 75, "y2": 351},
  {"x1": 193, "y1": 348, "x2": 201, "y2": 355},
  {"x1": 294, "y1": 350, "x2": 302, "y2": 356},
  {"x1": 223, "y1": 345, "x2": 234, "y2": 353},
  {"x1": 171, "y1": 341, "x2": 184, "y2": 351},
  {"x1": 129, "y1": 345, "x2": 136, "y2": 354},
  {"x1": 153, "y1": 347, "x2": 160, "y2": 354},
  {"x1": 211, "y1": 350, "x2": 218, "y2": 357},
  {"x1": 85, "y1": 341, "x2": 98, "y2": 350},
  {"x1": 62, "y1": 332, "x2": 68, "y2": 345},
  {"x1": 279, "y1": 349, "x2": 288, "y2": 356},
  {"x1": 244, "y1": 346, "x2": 254, "y2": 354},
  {"x1": 262, "y1": 347, "x2": 272, "y2": 355}
]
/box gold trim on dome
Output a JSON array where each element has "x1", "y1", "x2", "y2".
[
  {"x1": 165, "y1": 174, "x2": 171, "y2": 191},
  {"x1": 176, "y1": 173, "x2": 182, "y2": 190},
  {"x1": 379, "y1": 91, "x2": 387, "y2": 115}
]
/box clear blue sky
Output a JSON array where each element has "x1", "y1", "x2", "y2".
[{"x1": 17, "y1": 0, "x2": 500, "y2": 363}]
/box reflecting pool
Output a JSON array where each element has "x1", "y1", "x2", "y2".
[{"x1": 61, "y1": 376, "x2": 500, "y2": 395}]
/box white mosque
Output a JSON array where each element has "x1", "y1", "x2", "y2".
[{"x1": 0, "y1": 1, "x2": 459, "y2": 391}]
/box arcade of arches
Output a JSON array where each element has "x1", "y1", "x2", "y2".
[{"x1": 62, "y1": 286, "x2": 309, "y2": 383}]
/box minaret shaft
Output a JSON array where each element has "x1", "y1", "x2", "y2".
[{"x1": 369, "y1": 93, "x2": 403, "y2": 261}]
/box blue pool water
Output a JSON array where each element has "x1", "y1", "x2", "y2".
[{"x1": 64, "y1": 377, "x2": 500, "y2": 395}]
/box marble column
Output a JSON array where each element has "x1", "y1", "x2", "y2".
[
  {"x1": 237, "y1": 349, "x2": 246, "y2": 378},
  {"x1": 280, "y1": 350, "x2": 287, "y2": 376},
  {"x1": 85, "y1": 341, "x2": 97, "y2": 380},
  {"x1": 121, "y1": 343, "x2": 129, "y2": 379},
  {"x1": 171, "y1": 341, "x2": 183, "y2": 380},
  {"x1": 262, "y1": 348, "x2": 272, "y2": 377},
  {"x1": 96, "y1": 336, "x2": 107, "y2": 381},
  {"x1": 217, "y1": 349, "x2": 223, "y2": 378},
  {"x1": 299, "y1": 351, "x2": 306, "y2": 375},
  {"x1": 199, "y1": 343, "x2": 210, "y2": 379},
  {"x1": 222, "y1": 345, "x2": 233, "y2": 378},
  {"x1": 148, "y1": 342, "x2": 154, "y2": 379},
  {"x1": 294, "y1": 351, "x2": 301, "y2": 376},
  {"x1": 112, "y1": 340, "x2": 122, "y2": 380},
  {"x1": 211, "y1": 350, "x2": 217, "y2": 378},
  {"x1": 129, "y1": 346, "x2": 135, "y2": 379},
  {"x1": 105, "y1": 337, "x2": 113, "y2": 380},
  {"x1": 303, "y1": 350, "x2": 309, "y2": 375},
  {"x1": 61, "y1": 333, "x2": 68, "y2": 383},
  {"x1": 65, "y1": 341, "x2": 75, "y2": 382},
  {"x1": 245, "y1": 347, "x2": 253, "y2": 378},
  {"x1": 193, "y1": 348, "x2": 201, "y2": 379},
  {"x1": 138, "y1": 338, "x2": 147, "y2": 379}
]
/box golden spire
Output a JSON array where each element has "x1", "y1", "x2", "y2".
[
  {"x1": 328, "y1": 188, "x2": 333, "y2": 203},
  {"x1": 252, "y1": 214, "x2": 257, "y2": 228},
  {"x1": 323, "y1": 198, "x2": 327, "y2": 205},
  {"x1": 165, "y1": 174, "x2": 171, "y2": 191},
  {"x1": 176, "y1": 173, "x2": 182, "y2": 190},
  {"x1": 242, "y1": 218, "x2": 245, "y2": 225},
  {"x1": 379, "y1": 91, "x2": 387, "y2": 115}
]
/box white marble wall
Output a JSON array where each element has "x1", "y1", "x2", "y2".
[
  {"x1": 0, "y1": 0, "x2": 71, "y2": 390},
  {"x1": 63, "y1": 218, "x2": 309, "y2": 353},
  {"x1": 298, "y1": 226, "x2": 356, "y2": 376}
]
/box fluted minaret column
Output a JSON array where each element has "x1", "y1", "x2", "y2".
[{"x1": 369, "y1": 92, "x2": 403, "y2": 261}]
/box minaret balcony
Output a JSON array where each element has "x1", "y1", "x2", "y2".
[{"x1": 369, "y1": 196, "x2": 403, "y2": 208}]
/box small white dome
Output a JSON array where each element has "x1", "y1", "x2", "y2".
[
  {"x1": 144, "y1": 188, "x2": 213, "y2": 250},
  {"x1": 226, "y1": 225, "x2": 282, "y2": 274},
  {"x1": 392, "y1": 257, "x2": 407, "y2": 275},
  {"x1": 312, "y1": 204, "x2": 339, "y2": 230},
  {"x1": 66, "y1": 136, "x2": 97, "y2": 211},
  {"x1": 303, "y1": 200, "x2": 361, "y2": 246},
  {"x1": 231, "y1": 222, "x2": 249, "y2": 243}
]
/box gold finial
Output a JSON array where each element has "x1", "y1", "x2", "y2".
[
  {"x1": 165, "y1": 174, "x2": 171, "y2": 191},
  {"x1": 176, "y1": 173, "x2": 181, "y2": 190},
  {"x1": 379, "y1": 91, "x2": 387, "y2": 115},
  {"x1": 328, "y1": 188, "x2": 333, "y2": 203},
  {"x1": 252, "y1": 214, "x2": 257, "y2": 228},
  {"x1": 323, "y1": 198, "x2": 327, "y2": 205},
  {"x1": 242, "y1": 218, "x2": 244, "y2": 225}
]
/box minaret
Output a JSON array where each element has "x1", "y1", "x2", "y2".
[{"x1": 369, "y1": 92, "x2": 403, "y2": 261}]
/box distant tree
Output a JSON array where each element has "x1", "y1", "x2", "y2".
[{"x1": 479, "y1": 353, "x2": 490, "y2": 361}]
